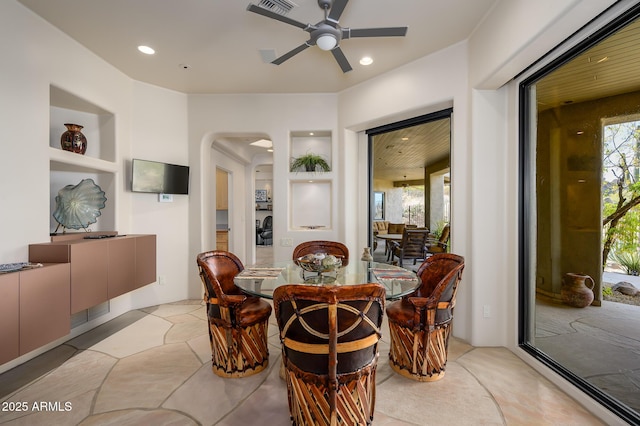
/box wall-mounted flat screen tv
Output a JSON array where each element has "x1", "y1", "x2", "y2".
[{"x1": 131, "y1": 158, "x2": 190, "y2": 194}]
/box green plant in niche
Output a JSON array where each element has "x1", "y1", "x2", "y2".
[{"x1": 290, "y1": 153, "x2": 331, "y2": 172}]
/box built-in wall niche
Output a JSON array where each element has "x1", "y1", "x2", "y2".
[
  {"x1": 48, "y1": 85, "x2": 117, "y2": 235},
  {"x1": 290, "y1": 131, "x2": 332, "y2": 172},
  {"x1": 49, "y1": 86, "x2": 116, "y2": 162},
  {"x1": 49, "y1": 167, "x2": 116, "y2": 233},
  {"x1": 290, "y1": 180, "x2": 331, "y2": 230}
]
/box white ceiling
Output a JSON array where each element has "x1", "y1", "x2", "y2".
[
  {"x1": 17, "y1": 0, "x2": 497, "y2": 94},
  {"x1": 21, "y1": 1, "x2": 637, "y2": 184}
]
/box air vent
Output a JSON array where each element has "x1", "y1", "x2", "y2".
[{"x1": 258, "y1": 0, "x2": 296, "y2": 15}]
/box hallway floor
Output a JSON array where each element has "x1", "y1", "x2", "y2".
[{"x1": 0, "y1": 299, "x2": 606, "y2": 425}]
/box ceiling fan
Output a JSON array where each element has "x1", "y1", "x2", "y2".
[{"x1": 247, "y1": 0, "x2": 408, "y2": 73}]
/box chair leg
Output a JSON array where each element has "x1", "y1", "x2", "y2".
[
  {"x1": 388, "y1": 320, "x2": 450, "y2": 382},
  {"x1": 208, "y1": 318, "x2": 270, "y2": 378}
]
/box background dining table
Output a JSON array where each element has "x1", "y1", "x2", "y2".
[{"x1": 234, "y1": 259, "x2": 420, "y2": 300}]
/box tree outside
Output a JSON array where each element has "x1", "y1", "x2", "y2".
[
  {"x1": 602, "y1": 119, "x2": 640, "y2": 272},
  {"x1": 401, "y1": 185, "x2": 425, "y2": 226}
]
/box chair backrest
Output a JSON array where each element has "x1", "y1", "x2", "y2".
[
  {"x1": 439, "y1": 224, "x2": 450, "y2": 246},
  {"x1": 292, "y1": 240, "x2": 350, "y2": 266},
  {"x1": 262, "y1": 215, "x2": 273, "y2": 230},
  {"x1": 196, "y1": 250, "x2": 244, "y2": 298},
  {"x1": 415, "y1": 253, "x2": 464, "y2": 297},
  {"x1": 273, "y1": 283, "x2": 385, "y2": 417},
  {"x1": 398, "y1": 228, "x2": 430, "y2": 257},
  {"x1": 413, "y1": 253, "x2": 465, "y2": 324}
]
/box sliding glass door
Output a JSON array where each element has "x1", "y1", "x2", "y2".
[
  {"x1": 519, "y1": 5, "x2": 640, "y2": 423},
  {"x1": 367, "y1": 109, "x2": 452, "y2": 253}
]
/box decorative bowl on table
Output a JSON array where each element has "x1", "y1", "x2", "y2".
[{"x1": 296, "y1": 253, "x2": 343, "y2": 273}]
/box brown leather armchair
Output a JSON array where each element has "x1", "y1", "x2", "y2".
[
  {"x1": 386, "y1": 253, "x2": 464, "y2": 381},
  {"x1": 292, "y1": 240, "x2": 349, "y2": 266},
  {"x1": 274, "y1": 283, "x2": 385, "y2": 426},
  {"x1": 197, "y1": 250, "x2": 271, "y2": 377}
]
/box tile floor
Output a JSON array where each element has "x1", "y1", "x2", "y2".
[{"x1": 0, "y1": 299, "x2": 606, "y2": 425}]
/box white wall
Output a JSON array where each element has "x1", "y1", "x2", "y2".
[
  {"x1": 0, "y1": 0, "x2": 129, "y2": 263},
  {"x1": 339, "y1": 42, "x2": 472, "y2": 340},
  {"x1": 187, "y1": 94, "x2": 338, "y2": 298},
  {"x1": 336, "y1": 0, "x2": 621, "y2": 348},
  {"x1": 129, "y1": 81, "x2": 190, "y2": 306},
  {"x1": 0, "y1": 1, "x2": 190, "y2": 370}
]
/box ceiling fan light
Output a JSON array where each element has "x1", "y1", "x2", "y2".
[{"x1": 316, "y1": 34, "x2": 337, "y2": 51}]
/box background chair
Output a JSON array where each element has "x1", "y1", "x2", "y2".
[
  {"x1": 386, "y1": 253, "x2": 465, "y2": 381},
  {"x1": 273, "y1": 283, "x2": 385, "y2": 426},
  {"x1": 425, "y1": 224, "x2": 450, "y2": 256},
  {"x1": 292, "y1": 240, "x2": 349, "y2": 266},
  {"x1": 387, "y1": 228, "x2": 430, "y2": 266},
  {"x1": 197, "y1": 250, "x2": 271, "y2": 377},
  {"x1": 258, "y1": 215, "x2": 273, "y2": 245}
]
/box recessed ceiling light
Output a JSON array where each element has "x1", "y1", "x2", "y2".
[
  {"x1": 401, "y1": 137, "x2": 409, "y2": 141},
  {"x1": 360, "y1": 56, "x2": 373, "y2": 66},
  {"x1": 309, "y1": 132, "x2": 314, "y2": 136},
  {"x1": 138, "y1": 45, "x2": 155, "y2": 55},
  {"x1": 250, "y1": 139, "x2": 273, "y2": 148}
]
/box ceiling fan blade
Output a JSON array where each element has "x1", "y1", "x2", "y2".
[
  {"x1": 272, "y1": 43, "x2": 311, "y2": 65},
  {"x1": 327, "y1": 0, "x2": 349, "y2": 24},
  {"x1": 247, "y1": 4, "x2": 308, "y2": 30},
  {"x1": 331, "y1": 47, "x2": 352, "y2": 73},
  {"x1": 344, "y1": 27, "x2": 408, "y2": 39}
]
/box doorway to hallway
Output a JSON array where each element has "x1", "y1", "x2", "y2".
[{"x1": 215, "y1": 168, "x2": 230, "y2": 251}]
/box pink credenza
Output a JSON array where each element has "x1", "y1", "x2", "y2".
[
  {"x1": 29, "y1": 234, "x2": 156, "y2": 314},
  {"x1": 0, "y1": 263, "x2": 70, "y2": 365},
  {"x1": 0, "y1": 233, "x2": 156, "y2": 366}
]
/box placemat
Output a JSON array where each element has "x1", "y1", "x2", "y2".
[
  {"x1": 371, "y1": 268, "x2": 417, "y2": 281},
  {"x1": 235, "y1": 267, "x2": 285, "y2": 280}
]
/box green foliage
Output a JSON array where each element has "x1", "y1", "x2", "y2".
[
  {"x1": 290, "y1": 153, "x2": 331, "y2": 172},
  {"x1": 602, "y1": 120, "x2": 640, "y2": 269},
  {"x1": 401, "y1": 185, "x2": 425, "y2": 226},
  {"x1": 432, "y1": 220, "x2": 448, "y2": 239},
  {"x1": 610, "y1": 250, "x2": 640, "y2": 275},
  {"x1": 602, "y1": 286, "x2": 613, "y2": 296},
  {"x1": 613, "y1": 209, "x2": 640, "y2": 253}
]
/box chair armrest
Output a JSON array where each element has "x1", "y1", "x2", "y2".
[
  {"x1": 407, "y1": 296, "x2": 438, "y2": 330},
  {"x1": 407, "y1": 296, "x2": 437, "y2": 310},
  {"x1": 221, "y1": 293, "x2": 247, "y2": 307}
]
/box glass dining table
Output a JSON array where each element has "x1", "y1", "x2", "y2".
[{"x1": 234, "y1": 259, "x2": 420, "y2": 300}]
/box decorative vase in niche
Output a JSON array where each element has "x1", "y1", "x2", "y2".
[
  {"x1": 60, "y1": 123, "x2": 87, "y2": 154},
  {"x1": 561, "y1": 273, "x2": 595, "y2": 308}
]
